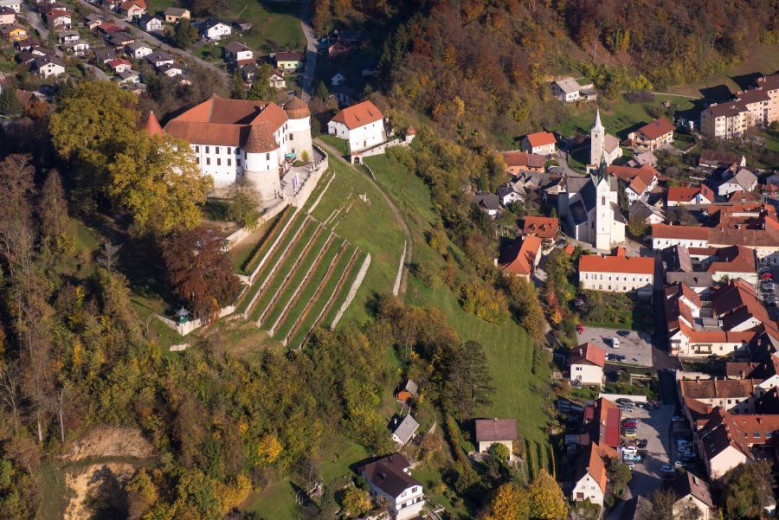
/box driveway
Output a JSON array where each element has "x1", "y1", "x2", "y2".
[
  {"x1": 577, "y1": 326, "x2": 653, "y2": 367},
  {"x1": 298, "y1": 0, "x2": 318, "y2": 102}
]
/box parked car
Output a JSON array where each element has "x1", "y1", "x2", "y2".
[
  {"x1": 622, "y1": 419, "x2": 638, "y2": 428},
  {"x1": 674, "y1": 460, "x2": 684, "y2": 468},
  {"x1": 617, "y1": 330, "x2": 630, "y2": 337},
  {"x1": 761, "y1": 273, "x2": 773, "y2": 280},
  {"x1": 616, "y1": 398, "x2": 633, "y2": 406},
  {"x1": 623, "y1": 453, "x2": 642, "y2": 462},
  {"x1": 660, "y1": 464, "x2": 675, "y2": 474},
  {"x1": 626, "y1": 461, "x2": 635, "y2": 471},
  {"x1": 623, "y1": 429, "x2": 638, "y2": 438},
  {"x1": 577, "y1": 323, "x2": 584, "y2": 335},
  {"x1": 761, "y1": 282, "x2": 775, "y2": 291},
  {"x1": 637, "y1": 439, "x2": 648, "y2": 449},
  {"x1": 611, "y1": 337, "x2": 621, "y2": 349},
  {"x1": 619, "y1": 403, "x2": 634, "y2": 412}
]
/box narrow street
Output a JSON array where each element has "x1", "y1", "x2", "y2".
[
  {"x1": 74, "y1": 0, "x2": 229, "y2": 84},
  {"x1": 298, "y1": 0, "x2": 318, "y2": 102}
]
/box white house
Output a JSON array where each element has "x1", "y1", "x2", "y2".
[
  {"x1": 223, "y1": 41, "x2": 253, "y2": 64},
  {"x1": 572, "y1": 443, "x2": 613, "y2": 508},
  {"x1": 34, "y1": 56, "x2": 66, "y2": 78},
  {"x1": 0, "y1": 0, "x2": 20, "y2": 13},
  {"x1": 201, "y1": 18, "x2": 231, "y2": 40},
  {"x1": 717, "y1": 168, "x2": 758, "y2": 197},
  {"x1": 569, "y1": 343, "x2": 606, "y2": 387},
  {"x1": 671, "y1": 473, "x2": 714, "y2": 520},
  {"x1": 522, "y1": 131, "x2": 556, "y2": 156},
  {"x1": 62, "y1": 39, "x2": 89, "y2": 55},
  {"x1": 474, "y1": 418, "x2": 517, "y2": 454},
  {"x1": 359, "y1": 454, "x2": 424, "y2": 520},
  {"x1": 579, "y1": 251, "x2": 654, "y2": 294},
  {"x1": 391, "y1": 414, "x2": 419, "y2": 446},
  {"x1": 327, "y1": 99, "x2": 386, "y2": 156},
  {"x1": 145, "y1": 51, "x2": 174, "y2": 69},
  {"x1": 125, "y1": 41, "x2": 152, "y2": 59},
  {"x1": 551, "y1": 77, "x2": 581, "y2": 102},
  {"x1": 138, "y1": 14, "x2": 162, "y2": 32}
]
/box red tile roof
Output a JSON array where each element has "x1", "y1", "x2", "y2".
[
  {"x1": 579, "y1": 254, "x2": 654, "y2": 275},
  {"x1": 651, "y1": 224, "x2": 711, "y2": 241},
  {"x1": 502, "y1": 235, "x2": 541, "y2": 276},
  {"x1": 523, "y1": 216, "x2": 558, "y2": 239},
  {"x1": 680, "y1": 378, "x2": 759, "y2": 400},
  {"x1": 107, "y1": 58, "x2": 131, "y2": 68},
  {"x1": 142, "y1": 111, "x2": 163, "y2": 136},
  {"x1": 607, "y1": 164, "x2": 657, "y2": 186},
  {"x1": 591, "y1": 398, "x2": 621, "y2": 448},
  {"x1": 501, "y1": 151, "x2": 546, "y2": 170},
  {"x1": 474, "y1": 418, "x2": 517, "y2": 442},
  {"x1": 570, "y1": 342, "x2": 606, "y2": 368},
  {"x1": 637, "y1": 118, "x2": 675, "y2": 140},
  {"x1": 525, "y1": 131, "x2": 556, "y2": 148},
  {"x1": 331, "y1": 100, "x2": 383, "y2": 130},
  {"x1": 667, "y1": 186, "x2": 713, "y2": 203},
  {"x1": 283, "y1": 96, "x2": 310, "y2": 119}
]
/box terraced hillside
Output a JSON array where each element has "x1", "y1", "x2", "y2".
[{"x1": 234, "y1": 206, "x2": 369, "y2": 349}]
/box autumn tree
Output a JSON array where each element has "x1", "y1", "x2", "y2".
[
  {"x1": 503, "y1": 275, "x2": 546, "y2": 344},
  {"x1": 226, "y1": 185, "x2": 260, "y2": 228},
  {"x1": 49, "y1": 82, "x2": 138, "y2": 209},
  {"x1": 162, "y1": 225, "x2": 241, "y2": 319},
  {"x1": 647, "y1": 488, "x2": 676, "y2": 520},
  {"x1": 528, "y1": 470, "x2": 567, "y2": 520},
  {"x1": 37, "y1": 169, "x2": 68, "y2": 247},
  {"x1": 488, "y1": 482, "x2": 530, "y2": 520},
  {"x1": 340, "y1": 486, "x2": 372, "y2": 517},
  {"x1": 108, "y1": 132, "x2": 211, "y2": 234},
  {"x1": 125, "y1": 470, "x2": 158, "y2": 520},
  {"x1": 627, "y1": 214, "x2": 649, "y2": 239},
  {"x1": 247, "y1": 64, "x2": 274, "y2": 101}
]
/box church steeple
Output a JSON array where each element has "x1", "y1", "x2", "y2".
[
  {"x1": 593, "y1": 108, "x2": 604, "y2": 132},
  {"x1": 596, "y1": 151, "x2": 608, "y2": 184}
]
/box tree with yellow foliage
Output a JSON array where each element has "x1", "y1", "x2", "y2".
[
  {"x1": 528, "y1": 470, "x2": 568, "y2": 520},
  {"x1": 341, "y1": 486, "x2": 372, "y2": 517},
  {"x1": 256, "y1": 433, "x2": 283, "y2": 466},
  {"x1": 488, "y1": 482, "x2": 530, "y2": 520}
]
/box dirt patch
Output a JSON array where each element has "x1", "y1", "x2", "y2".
[
  {"x1": 63, "y1": 427, "x2": 154, "y2": 462},
  {"x1": 64, "y1": 462, "x2": 135, "y2": 520}
]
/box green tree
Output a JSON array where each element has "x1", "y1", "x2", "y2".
[
  {"x1": 174, "y1": 18, "x2": 197, "y2": 48},
  {"x1": 226, "y1": 186, "x2": 260, "y2": 228},
  {"x1": 315, "y1": 80, "x2": 330, "y2": 101},
  {"x1": 108, "y1": 132, "x2": 211, "y2": 234},
  {"x1": 504, "y1": 275, "x2": 546, "y2": 344},
  {"x1": 627, "y1": 214, "x2": 649, "y2": 238},
  {"x1": 528, "y1": 470, "x2": 567, "y2": 520},
  {"x1": 484, "y1": 442, "x2": 511, "y2": 483},
  {"x1": 0, "y1": 86, "x2": 21, "y2": 117},
  {"x1": 247, "y1": 64, "x2": 274, "y2": 100},
  {"x1": 722, "y1": 461, "x2": 774, "y2": 520},
  {"x1": 441, "y1": 340, "x2": 494, "y2": 417},
  {"x1": 229, "y1": 71, "x2": 245, "y2": 99},
  {"x1": 606, "y1": 457, "x2": 632, "y2": 486}
]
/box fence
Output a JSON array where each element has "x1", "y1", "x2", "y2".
[{"x1": 156, "y1": 305, "x2": 236, "y2": 337}]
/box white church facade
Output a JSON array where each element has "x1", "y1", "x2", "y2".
[
  {"x1": 157, "y1": 95, "x2": 314, "y2": 200},
  {"x1": 558, "y1": 160, "x2": 626, "y2": 251},
  {"x1": 589, "y1": 109, "x2": 622, "y2": 170}
]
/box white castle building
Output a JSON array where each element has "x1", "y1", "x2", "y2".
[
  {"x1": 589, "y1": 109, "x2": 622, "y2": 170},
  {"x1": 151, "y1": 94, "x2": 313, "y2": 200}
]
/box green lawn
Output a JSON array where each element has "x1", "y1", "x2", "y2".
[
  {"x1": 365, "y1": 154, "x2": 553, "y2": 475},
  {"x1": 242, "y1": 479, "x2": 301, "y2": 520},
  {"x1": 227, "y1": 1, "x2": 305, "y2": 52},
  {"x1": 318, "y1": 134, "x2": 349, "y2": 156},
  {"x1": 309, "y1": 150, "x2": 406, "y2": 325}
]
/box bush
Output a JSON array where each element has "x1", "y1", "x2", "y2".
[{"x1": 461, "y1": 281, "x2": 509, "y2": 324}]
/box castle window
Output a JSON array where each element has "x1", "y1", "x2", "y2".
[
  {"x1": 195, "y1": 146, "x2": 199, "y2": 153},
  {"x1": 227, "y1": 147, "x2": 231, "y2": 154},
  {"x1": 266, "y1": 153, "x2": 270, "y2": 161},
  {"x1": 237, "y1": 159, "x2": 241, "y2": 167},
  {"x1": 206, "y1": 146, "x2": 210, "y2": 154},
  {"x1": 227, "y1": 159, "x2": 231, "y2": 166},
  {"x1": 217, "y1": 158, "x2": 221, "y2": 166},
  {"x1": 206, "y1": 158, "x2": 210, "y2": 165},
  {"x1": 289, "y1": 133, "x2": 293, "y2": 141},
  {"x1": 216, "y1": 147, "x2": 220, "y2": 154},
  {"x1": 601, "y1": 197, "x2": 606, "y2": 205}
]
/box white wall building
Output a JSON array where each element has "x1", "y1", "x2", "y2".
[
  {"x1": 360, "y1": 454, "x2": 424, "y2": 520},
  {"x1": 579, "y1": 253, "x2": 654, "y2": 293},
  {"x1": 569, "y1": 342, "x2": 606, "y2": 387},
  {"x1": 327, "y1": 99, "x2": 386, "y2": 155}
]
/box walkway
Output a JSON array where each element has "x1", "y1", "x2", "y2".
[
  {"x1": 315, "y1": 138, "x2": 413, "y2": 296},
  {"x1": 74, "y1": 0, "x2": 228, "y2": 83},
  {"x1": 298, "y1": 0, "x2": 318, "y2": 102}
]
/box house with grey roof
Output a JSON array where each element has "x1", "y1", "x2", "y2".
[
  {"x1": 717, "y1": 168, "x2": 758, "y2": 197},
  {"x1": 359, "y1": 454, "x2": 424, "y2": 520},
  {"x1": 551, "y1": 76, "x2": 597, "y2": 103},
  {"x1": 391, "y1": 414, "x2": 419, "y2": 445}
]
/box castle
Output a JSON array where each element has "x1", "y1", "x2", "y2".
[{"x1": 146, "y1": 94, "x2": 313, "y2": 200}]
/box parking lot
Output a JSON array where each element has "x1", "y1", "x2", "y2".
[{"x1": 576, "y1": 326, "x2": 653, "y2": 367}]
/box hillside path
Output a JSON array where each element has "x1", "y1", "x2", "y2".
[
  {"x1": 298, "y1": 0, "x2": 318, "y2": 102},
  {"x1": 315, "y1": 139, "x2": 413, "y2": 297}
]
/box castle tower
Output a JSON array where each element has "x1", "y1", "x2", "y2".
[
  {"x1": 590, "y1": 108, "x2": 604, "y2": 167},
  {"x1": 283, "y1": 97, "x2": 314, "y2": 163},
  {"x1": 244, "y1": 124, "x2": 281, "y2": 200},
  {"x1": 142, "y1": 111, "x2": 164, "y2": 137},
  {"x1": 593, "y1": 155, "x2": 613, "y2": 251}
]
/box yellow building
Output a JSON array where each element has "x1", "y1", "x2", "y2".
[{"x1": 3, "y1": 24, "x2": 27, "y2": 42}]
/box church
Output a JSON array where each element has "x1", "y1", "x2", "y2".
[
  {"x1": 589, "y1": 109, "x2": 622, "y2": 170},
  {"x1": 558, "y1": 158, "x2": 626, "y2": 251},
  {"x1": 149, "y1": 94, "x2": 313, "y2": 200}
]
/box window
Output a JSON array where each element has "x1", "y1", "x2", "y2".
[
  {"x1": 227, "y1": 147, "x2": 231, "y2": 154},
  {"x1": 206, "y1": 146, "x2": 210, "y2": 153},
  {"x1": 754, "y1": 432, "x2": 760, "y2": 438},
  {"x1": 237, "y1": 159, "x2": 241, "y2": 167},
  {"x1": 216, "y1": 147, "x2": 220, "y2": 154},
  {"x1": 289, "y1": 133, "x2": 293, "y2": 141},
  {"x1": 206, "y1": 158, "x2": 210, "y2": 165},
  {"x1": 227, "y1": 158, "x2": 231, "y2": 166},
  {"x1": 195, "y1": 145, "x2": 200, "y2": 153},
  {"x1": 266, "y1": 153, "x2": 270, "y2": 161},
  {"x1": 217, "y1": 158, "x2": 221, "y2": 166}
]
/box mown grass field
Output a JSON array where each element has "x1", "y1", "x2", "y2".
[
  {"x1": 364, "y1": 155, "x2": 553, "y2": 475},
  {"x1": 665, "y1": 43, "x2": 779, "y2": 98}
]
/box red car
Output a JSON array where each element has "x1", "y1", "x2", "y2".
[
  {"x1": 577, "y1": 324, "x2": 584, "y2": 334},
  {"x1": 761, "y1": 273, "x2": 773, "y2": 280}
]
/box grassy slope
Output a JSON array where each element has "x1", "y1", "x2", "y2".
[{"x1": 364, "y1": 155, "x2": 552, "y2": 473}]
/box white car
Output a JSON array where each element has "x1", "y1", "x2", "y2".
[
  {"x1": 612, "y1": 337, "x2": 621, "y2": 349},
  {"x1": 622, "y1": 446, "x2": 638, "y2": 455}
]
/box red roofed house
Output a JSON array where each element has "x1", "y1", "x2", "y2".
[
  {"x1": 522, "y1": 216, "x2": 558, "y2": 239},
  {"x1": 474, "y1": 418, "x2": 517, "y2": 454},
  {"x1": 501, "y1": 234, "x2": 542, "y2": 280},
  {"x1": 107, "y1": 58, "x2": 132, "y2": 73},
  {"x1": 569, "y1": 343, "x2": 606, "y2": 387},
  {"x1": 572, "y1": 442, "x2": 615, "y2": 507},
  {"x1": 588, "y1": 398, "x2": 621, "y2": 448},
  {"x1": 578, "y1": 253, "x2": 654, "y2": 294},
  {"x1": 501, "y1": 150, "x2": 545, "y2": 174},
  {"x1": 44, "y1": 9, "x2": 71, "y2": 28},
  {"x1": 652, "y1": 224, "x2": 711, "y2": 250},
  {"x1": 118, "y1": 0, "x2": 146, "y2": 20},
  {"x1": 522, "y1": 131, "x2": 556, "y2": 157},
  {"x1": 327, "y1": 100, "x2": 386, "y2": 160},
  {"x1": 628, "y1": 118, "x2": 676, "y2": 151},
  {"x1": 162, "y1": 94, "x2": 313, "y2": 197},
  {"x1": 667, "y1": 185, "x2": 715, "y2": 206},
  {"x1": 705, "y1": 245, "x2": 758, "y2": 285}
]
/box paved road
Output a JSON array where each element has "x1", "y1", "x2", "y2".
[
  {"x1": 22, "y1": 5, "x2": 50, "y2": 41},
  {"x1": 298, "y1": 0, "x2": 318, "y2": 102},
  {"x1": 74, "y1": 0, "x2": 228, "y2": 84},
  {"x1": 315, "y1": 138, "x2": 413, "y2": 296}
]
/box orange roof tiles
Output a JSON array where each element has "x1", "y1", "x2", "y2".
[
  {"x1": 502, "y1": 235, "x2": 542, "y2": 276},
  {"x1": 579, "y1": 254, "x2": 654, "y2": 275},
  {"x1": 570, "y1": 342, "x2": 606, "y2": 368},
  {"x1": 525, "y1": 131, "x2": 556, "y2": 148},
  {"x1": 607, "y1": 164, "x2": 657, "y2": 186},
  {"x1": 651, "y1": 224, "x2": 711, "y2": 241},
  {"x1": 284, "y1": 96, "x2": 310, "y2": 119},
  {"x1": 331, "y1": 100, "x2": 383, "y2": 130},
  {"x1": 637, "y1": 118, "x2": 675, "y2": 140},
  {"x1": 501, "y1": 151, "x2": 546, "y2": 170},
  {"x1": 523, "y1": 216, "x2": 558, "y2": 239},
  {"x1": 142, "y1": 111, "x2": 163, "y2": 137}
]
